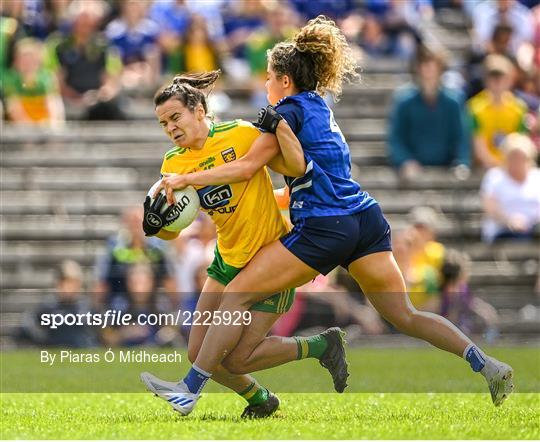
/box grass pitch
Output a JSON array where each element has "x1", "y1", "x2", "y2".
[{"x1": 1, "y1": 346, "x2": 539, "y2": 439}]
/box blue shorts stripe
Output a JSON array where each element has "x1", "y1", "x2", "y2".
[
  {"x1": 283, "y1": 231, "x2": 302, "y2": 248},
  {"x1": 282, "y1": 219, "x2": 305, "y2": 248}
]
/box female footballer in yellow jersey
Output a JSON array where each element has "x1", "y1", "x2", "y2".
[{"x1": 140, "y1": 71, "x2": 347, "y2": 418}]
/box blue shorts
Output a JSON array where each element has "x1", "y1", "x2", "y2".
[{"x1": 280, "y1": 204, "x2": 392, "y2": 275}]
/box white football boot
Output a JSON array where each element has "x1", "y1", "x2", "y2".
[
  {"x1": 481, "y1": 357, "x2": 514, "y2": 407},
  {"x1": 140, "y1": 372, "x2": 199, "y2": 415}
]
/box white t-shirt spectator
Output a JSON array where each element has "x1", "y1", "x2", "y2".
[{"x1": 480, "y1": 166, "x2": 540, "y2": 242}]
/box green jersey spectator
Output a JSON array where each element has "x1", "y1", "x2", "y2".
[{"x1": 3, "y1": 38, "x2": 64, "y2": 126}]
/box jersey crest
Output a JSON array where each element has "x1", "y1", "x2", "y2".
[{"x1": 221, "y1": 147, "x2": 236, "y2": 163}]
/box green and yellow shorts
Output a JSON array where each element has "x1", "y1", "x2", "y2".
[{"x1": 207, "y1": 247, "x2": 295, "y2": 314}]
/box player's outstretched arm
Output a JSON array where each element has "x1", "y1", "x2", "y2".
[{"x1": 158, "y1": 134, "x2": 303, "y2": 205}]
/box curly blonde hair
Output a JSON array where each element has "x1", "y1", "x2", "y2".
[{"x1": 268, "y1": 15, "x2": 359, "y2": 99}]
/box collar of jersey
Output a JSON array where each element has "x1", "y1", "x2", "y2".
[{"x1": 208, "y1": 122, "x2": 215, "y2": 138}]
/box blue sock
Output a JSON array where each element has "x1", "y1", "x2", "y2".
[
  {"x1": 464, "y1": 344, "x2": 486, "y2": 372},
  {"x1": 183, "y1": 365, "x2": 211, "y2": 394}
]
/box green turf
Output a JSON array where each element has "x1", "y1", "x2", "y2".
[
  {"x1": 1, "y1": 393, "x2": 538, "y2": 439},
  {"x1": 2, "y1": 346, "x2": 539, "y2": 393},
  {"x1": 1, "y1": 347, "x2": 539, "y2": 439}
]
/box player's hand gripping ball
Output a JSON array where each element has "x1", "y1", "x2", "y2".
[{"x1": 142, "y1": 180, "x2": 200, "y2": 235}]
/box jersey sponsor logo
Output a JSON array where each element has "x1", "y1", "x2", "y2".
[
  {"x1": 207, "y1": 205, "x2": 237, "y2": 216},
  {"x1": 199, "y1": 156, "x2": 216, "y2": 168},
  {"x1": 221, "y1": 147, "x2": 236, "y2": 163},
  {"x1": 197, "y1": 185, "x2": 233, "y2": 209},
  {"x1": 291, "y1": 201, "x2": 304, "y2": 209}
]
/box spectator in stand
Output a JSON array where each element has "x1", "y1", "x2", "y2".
[
  {"x1": 364, "y1": 0, "x2": 432, "y2": 59},
  {"x1": 359, "y1": 15, "x2": 402, "y2": 59},
  {"x1": 20, "y1": 0, "x2": 71, "y2": 40},
  {"x1": 514, "y1": 69, "x2": 540, "y2": 149},
  {"x1": 480, "y1": 133, "x2": 540, "y2": 243},
  {"x1": 0, "y1": 1, "x2": 28, "y2": 72},
  {"x1": 468, "y1": 54, "x2": 528, "y2": 168},
  {"x1": 464, "y1": 23, "x2": 516, "y2": 99},
  {"x1": 150, "y1": 0, "x2": 226, "y2": 74},
  {"x1": 100, "y1": 263, "x2": 164, "y2": 347},
  {"x1": 1, "y1": 0, "x2": 71, "y2": 41},
  {"x1": 515, "y1": 68, "x2": 540, "y2": 152},
  {"x1": 220, "y1": 0, "x2": 268, "y2": 81},
  {"x1": 290, "y1": 0, "x2": 358, "y2": 21},
  {"x1": 167, "y1": 14, "x2": 222, "y2": 74},
  {"x1": 47, "y1": 0, "x2": 125, "y2": 120},
  {"x1": 168, "y1": 214, "x2": 216, "y2": 309},
  {"x1": 393, "y1": 227, "x2": 441, "y2": 312},
  {"x1": 105, "y1": 0, "x2": 160, "y2": 91},
  {"x1": 403, "y1": 207, "x2": 446, "y2": 311},
  {"x1": 440, "y1": 249, "x2": 499, "y2": 337},
  {"x1": 469, "y1": 0, "x2": 534, "y2": 55},
  {"x1": 245, "y1": 3, "x2": 297, "y2": 105},
  {"x1": 92, "y1": 206, "x2": 176, "y2": 311},
  {"x1": 534, "y1": 4, "x2": 540, "y2": 69},
  {"x1": 181, "y1": 0, "x2": 226, "y2": 44},
  {"x1": 3, "y1": 37, "x2": 65, "y2": 126},
  {"x1": 149, "y1": 0, "x2": 190, "y2": 70},
  {"x1": 387, "y1": 45, "x2": 471, "y2": 182},
  {"x1": 18, "y1": 260, "x2": 97, "y2": 348}
]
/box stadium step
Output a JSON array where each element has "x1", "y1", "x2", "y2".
[{"x1": 2, "y1": 240, "x2": 536, "y2": 267}]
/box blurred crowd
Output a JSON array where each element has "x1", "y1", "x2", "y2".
[
  {"x1": 1, "y1": 0, "x2": 538, "y2": 120},
  {"x1": 19, "y1": 201, "x2": 530, "y2": 348},
  {"x1": 7, "y1": 0, "x2": 539, "y2": 348}
]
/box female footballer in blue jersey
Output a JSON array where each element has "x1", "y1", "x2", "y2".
[{"x1": 157, "y1": 16, "x2": 514, "y2": 414}]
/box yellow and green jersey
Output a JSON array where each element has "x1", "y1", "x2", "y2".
[
  {"x1": 161, "y1": 119, "x2": 289, "y2": 268},
  {"x1": 2, "y1": 68, "x2": 58, "y2": 122},
  {"x1": 468, "y1": 90, "x2": 527, "y2": 164},
  {"x1": 407, "y1": 241, "x2": 445, "y2": 308}
]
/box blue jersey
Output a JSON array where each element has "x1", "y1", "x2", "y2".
[
  {"x1": 106, "y1": 18, "x2": 159, "y2": 64},
  {"x1": 275, "y1": 91, "x2": 376, "y2": 221}
]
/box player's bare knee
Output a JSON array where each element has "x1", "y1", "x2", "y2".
[
  {"x1": 384, "y1": 306, "x2": 416, "y2": 334},
  {"x1": 221, "y1": 286, "x2": 254, "y2": 310}
]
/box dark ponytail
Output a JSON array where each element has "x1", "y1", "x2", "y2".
[{"x1": 154, "y1": 70, "x2": 221, "y2": 113}]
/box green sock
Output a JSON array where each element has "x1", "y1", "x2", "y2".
[
  {"x1": 238, "y1": 382, "x2": 269, "y2": 406},
  {"x1": 294, "y1": 334, "x2": 328, "y2": 359}
]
